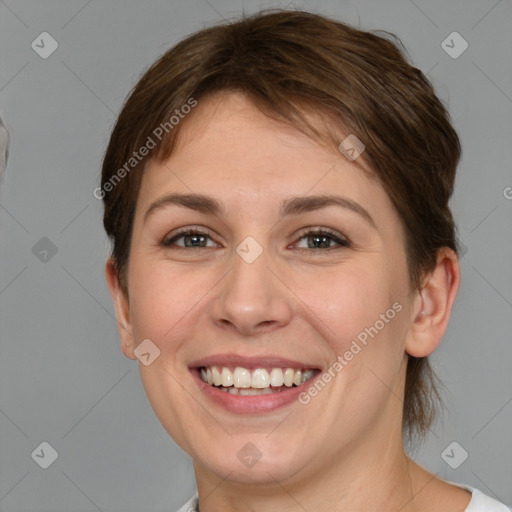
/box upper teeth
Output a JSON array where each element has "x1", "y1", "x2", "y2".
[{"x1": 200, "y1": 366, "x2": 315, "y2": 389}]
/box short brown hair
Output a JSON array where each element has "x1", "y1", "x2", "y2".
[{"x1": 101, "y1": 9, "x2": 461, "y2": 441}]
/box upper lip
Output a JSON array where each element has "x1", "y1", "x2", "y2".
[{"x1": 189, "y1": 353, "x2": 320, "y2": 370}]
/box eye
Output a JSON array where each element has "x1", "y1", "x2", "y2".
[
  {"x1": 161, "y1": 227, "x2": 218, "y2": 249},
  {"x1": 293, "y1": 228, "x2": 351, "y2": 252},
  {"x1": 160, "y1": 227, "x2": 351, "y2": 252}
]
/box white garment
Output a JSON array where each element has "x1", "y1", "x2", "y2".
[
  {"x1": 453, "y1": 483, "x2": 510, "y2": 511},
  {"x1": 175, "y1": 484, "x2": 511, "y2": 511}
]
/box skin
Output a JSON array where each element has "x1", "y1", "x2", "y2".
[{"x1": 106, "y1": 92, "x2": 470, "y2": 511}]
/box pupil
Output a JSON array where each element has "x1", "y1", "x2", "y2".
[
  {"x1": 185, "y1": 234, "x2": 206, "y2": 247},
  {"x1": 309, "y1": 235, "x2": 330, "y2": 249}
]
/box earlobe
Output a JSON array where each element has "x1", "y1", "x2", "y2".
[
  {"x1": 405, "y1": 248, "x2": 460, "y2": 358},
  {"x1": 105, "y1": 258, "x2": 136, "y2": 360}
]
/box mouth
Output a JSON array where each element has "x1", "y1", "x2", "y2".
[
  {"x1": 189, "y1": 355, "x2": 322, "y2": 413},
  {"x1": 198, "y1": 366, "x2": 317, "y2": 395}
]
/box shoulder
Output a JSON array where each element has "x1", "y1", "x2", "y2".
[
  {"x1": 175, "y1": 493, "x2": 198, "y2": 512},
  {"x1": 460, "y1": 485, "x2": 511, "y2": 512},
  {"x1": 410, "y1": 463, "x2": 509, "y2": 511}
]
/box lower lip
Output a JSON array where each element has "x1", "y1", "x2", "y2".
[{"x1": 191, "y1": 369, "x2": 320, "y2": 414}]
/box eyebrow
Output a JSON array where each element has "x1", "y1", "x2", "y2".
[{"x1": 144, "y1": 193, "x2": 375, "y2": 227}]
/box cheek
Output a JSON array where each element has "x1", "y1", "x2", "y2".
[
  {"x1": 127, "y1": 262, "x2": 209, "y2": 350},
  {"x1": 292, "y1": 262, "x2": 407, "y2": 395},
  {"x1": 291, "y1": 261, "x2": 398, "y2": 348},
  {"x1": 126, "y1": 263, "x2": 210, "y2": 450}
]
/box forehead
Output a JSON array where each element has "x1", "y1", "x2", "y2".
[{"x1": 136, "y1": 92, "x2": 395, "y2": 226}]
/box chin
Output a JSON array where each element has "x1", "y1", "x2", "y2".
[{"x1": 191, "y1": 433, "x2": 318, "y2": 486}]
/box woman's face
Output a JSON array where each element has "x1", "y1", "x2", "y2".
[{"x1": 111, "y1": 92, "x2": 423, "y2": 485}]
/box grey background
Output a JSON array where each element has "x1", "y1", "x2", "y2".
[{"x1": 0, "y1": 0, "x2": 511, "y2": 510}]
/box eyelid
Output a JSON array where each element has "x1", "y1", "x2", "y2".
[
  {"x1": 161, "y1": 225, "x2": 217, "y2": 247},
  {"x1": 294, "y1": 226, "x2": 348, "y2": 241},
  {"x1": 292, "y1": 226, "x2": 351, "y2": 251}
]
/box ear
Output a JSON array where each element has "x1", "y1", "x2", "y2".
[
  {"x1": 405, "y1": 247, "x2": 460, "y2": 358},
  {"x1": 105, "y1": 258, "x2": 136, "y2": 360}
]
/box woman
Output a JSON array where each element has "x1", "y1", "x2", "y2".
[{"x1": 100, "y1": 10, "x2": 510, "y2": 511}]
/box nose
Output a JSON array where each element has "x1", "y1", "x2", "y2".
[{"x1": 210, "y1": 244, "x2": 293, "y2": 337}]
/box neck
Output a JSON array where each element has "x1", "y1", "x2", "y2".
[{"x1": 193, "y1": 432, "x2": 424, "y2": 512}]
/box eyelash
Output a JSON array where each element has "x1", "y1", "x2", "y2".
[{"x1": 161, "y1": 226, "x2": 351, "y2": 253}]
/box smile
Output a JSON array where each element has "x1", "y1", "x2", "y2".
[
  {"x1": 189, "y1": 354, "x2": 322, "y2": 413},
  {"x1": 199, "y1": 366, "x2": 316, "y2": 395}
]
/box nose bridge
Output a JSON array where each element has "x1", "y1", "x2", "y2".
[{"x1": 211, "y1": 236, "x2": 292, "y2": 335}]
